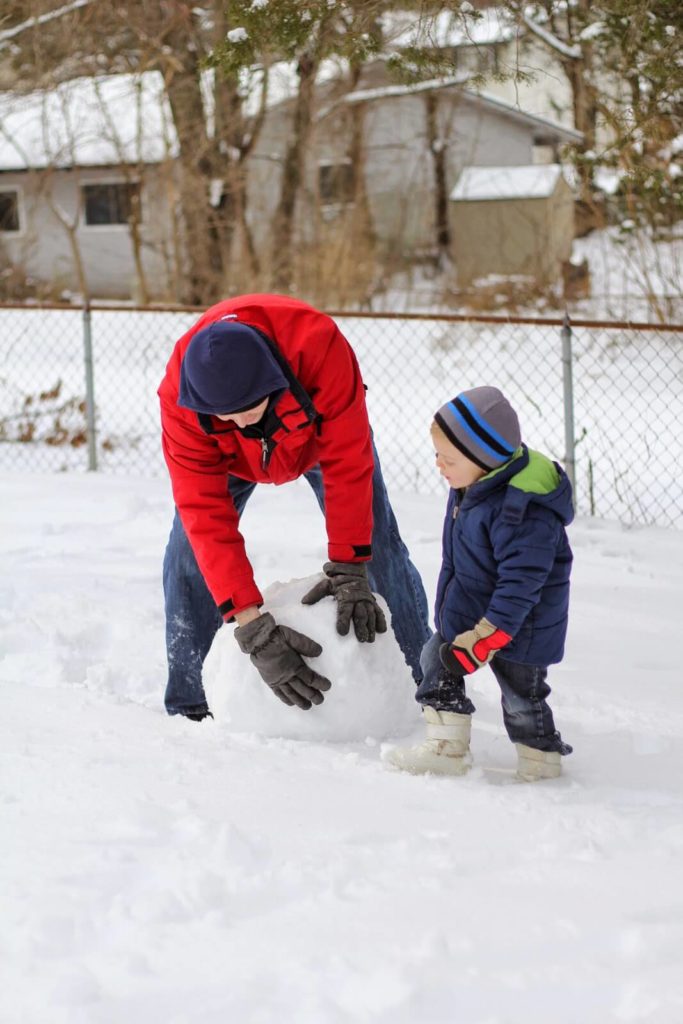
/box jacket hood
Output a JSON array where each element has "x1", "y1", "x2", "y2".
[
  {"x1": 178, "y1": 319, "x2": 288, "y2": 415},
  {"x1": 462, "y1": 445, "x2": 574, "y2": 526},
  {"x1": 514, "y1": 468, "x2": 574, "y2": 526}
]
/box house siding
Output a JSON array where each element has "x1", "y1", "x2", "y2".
[
  {"x1": 0, "y1": 164, "x2": 174, "y2": 299},
  {"x1": 246, "y1": 86, "x2": 542, "y2": 259}
]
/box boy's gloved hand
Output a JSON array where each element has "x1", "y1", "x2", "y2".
[
  {"x1": 301, "y1": 561, "x2": 388, "y2": 643},
  {"x1": 234, "y1": 612, "x2": 331, "y2": 710},
  {"x1": 439, "y1": 617, "x2": 512, "y2": 677}
]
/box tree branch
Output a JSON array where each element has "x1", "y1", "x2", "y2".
[
  {"x1": 523, "y1": 12, "x2": 581, "y2": 60},
  {"x1": 0, "y1": 0, "x2": 100, "y2": 51}
]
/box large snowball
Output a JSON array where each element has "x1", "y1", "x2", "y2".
[{"x1": 204, "y1": 575, "x2": 419, "y2": 741}]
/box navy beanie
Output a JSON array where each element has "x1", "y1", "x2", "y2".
[
  {"x1": 178, "y1": 319, "x2": 288, "y2": 415},
  {"x1": 434, "y1": 386, "x2": 521, "y2": 471}
]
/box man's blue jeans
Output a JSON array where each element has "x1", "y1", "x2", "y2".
[
  {"x1": 163, "y1": 444, "x2": 431, "y2": 716},
  {"x1": 415, "y1": 632, "x2": 571, "y2": 754}
]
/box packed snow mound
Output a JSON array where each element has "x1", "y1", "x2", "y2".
[{"x1": 204, "y1": 575, "x2": 419, "y2": 741}]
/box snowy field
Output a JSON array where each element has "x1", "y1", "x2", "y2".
[{"x1": 2, "y1": 470, "x2": 683, "y2": 1023}]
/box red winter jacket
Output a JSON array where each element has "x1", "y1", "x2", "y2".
[{"x1": 158, "y1": 294, "x2": 374, "y2": 620}]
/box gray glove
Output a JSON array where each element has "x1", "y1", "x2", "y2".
[
  {"x1": 234, "y1": 612, "x2": 331, "y2": 710},
  {"x1": 301, "y1": 561, "x2": 388, "y2": 642}
]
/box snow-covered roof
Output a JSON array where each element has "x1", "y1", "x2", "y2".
[
  {"x1": 332, "y1": 73, "x2": 471, "y2": 109},
  {"x1": 466, "y1": 90, "x2": 583, "y2": 145},
  {"x1": 382, "y1": 7, "x2": 516, "y2": 50},
  {"x1": 450, "y1": 164, "x2": 566, "y2": 201},
  {"x1": 328, "y1": 76, "x2": 582, "y2": 146},
  {"x1": 0, "y1": 73, "x2": 178, "y2": 170},
  {"x1": 0, "y1": 58, "x2": 580, "y2": 173},
  {"x1": 0, "y1": 60, "x2": 348, "y2": 170}
]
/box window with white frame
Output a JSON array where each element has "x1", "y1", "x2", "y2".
[
  {"x1": 82, "y1": 182, "x2": 140, "y2": 226},
  {"x1": 0, "y1": 190, "x2": 20, "y2": 232}
]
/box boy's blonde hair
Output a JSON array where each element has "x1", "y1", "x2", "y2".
[{"x1": 430, "y1": 419, "x2": 456, "y2": 449}]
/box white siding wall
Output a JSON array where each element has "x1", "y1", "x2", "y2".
[
  {"x1": 0, "y1": 164, "x2": 174, "y2": 299},
  {"x1": 308, "y1": 91, "x2": 536, "y2": 252},
  {"x1": 245, "y1": 85, "x2": 540, "y2": 257}
]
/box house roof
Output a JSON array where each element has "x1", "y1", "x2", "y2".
[
  {"x1": 340, "y1": 73, "x2": 471, "y2": 108},
  {"x1": 450, "y1": 164, "x2": 566, "y2": 201},
  {"x1": 0, "y1": 57, "x2": 581, "y2": 172},
  {"x1": 332, "y1": 76, "x2": 582, "y2": 146},
  {"x1": 0, "y1": 60, "x2": 348, "y2": 170},
  {"x1": 0, "y1": 73, "x2": 178, "y2": 170},
  {"x1": 464, "y1": 90, "x2": 583, "y2": 145}
]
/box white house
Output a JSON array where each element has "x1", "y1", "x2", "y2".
[
  {"x1": 0, "y1": 58, "x2": 581, "y2": 300},
  {"x1": 0, "y1": 74, "x2": 178, "y2": 300},
  {"x1": 246, "y1": 59, "x2": 581, "y2": 260}
]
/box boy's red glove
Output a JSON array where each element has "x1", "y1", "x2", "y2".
[{"x1": 439, "y1": 617, "x2": 512, "y2": 677}]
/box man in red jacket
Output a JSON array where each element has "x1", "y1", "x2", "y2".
[{"x1": 159, "y1": 293, "x2": 430, "y2": 720}]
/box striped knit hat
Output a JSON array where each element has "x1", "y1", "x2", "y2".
[{"x1": 434, "y1": 386, "x2": 521, "y2": 471}]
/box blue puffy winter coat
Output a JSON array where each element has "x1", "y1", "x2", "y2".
[{"x1": 434, "y1": 445, "x2": 574, "y2": 666}]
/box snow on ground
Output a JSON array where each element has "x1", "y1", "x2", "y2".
[
  {"x1": 376, "y1": 225, "x2": 683, "y2": 323},
  {"x1": 2, "y1": 470, "x2": 683, "y2": 1023},
  {"x1": 570, "y1": 226, "x2": 683, "y2": 323}
]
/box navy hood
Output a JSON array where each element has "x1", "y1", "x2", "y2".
[
  {"x1": 461, "y1": 446, "x2": 574, "y2": 527},
  {"x1": 178, "y1": 319, "x2": 288, "y2": 415}
]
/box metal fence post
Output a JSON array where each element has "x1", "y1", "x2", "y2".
[
  {"x1": 561, "y1": 310, "x2": 576, "y2": 500},
  {"x1": 82, "y1": 302, "x2": 98, "y2": 471}
]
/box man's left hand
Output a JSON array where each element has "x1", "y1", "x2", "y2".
[
  {"x1": 439, "y1": 617, "x2": 512, "y2": 677},
  {"x1": 302, "y1": 561, "x2": 388, "y2": 643}
]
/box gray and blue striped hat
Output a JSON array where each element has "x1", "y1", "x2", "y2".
[{"x1": 434, "y1": 386, "x2": 521, "y2": 471}]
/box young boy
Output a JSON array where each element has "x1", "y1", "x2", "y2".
[{"x1": 387, "y1": 386, "x2": 573, "y2": 781}]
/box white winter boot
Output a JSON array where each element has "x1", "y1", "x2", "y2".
[
  {"x1": 385, "y1": 706, "x2": 472, "y2": 776},
  {"x1": 515, "y1": 743, "x2": 562, "y2": 782}
]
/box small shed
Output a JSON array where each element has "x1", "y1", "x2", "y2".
[{"x1": 449, "y1": 164, "x2": 574, "y2": 287}]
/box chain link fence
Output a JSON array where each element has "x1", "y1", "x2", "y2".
[{"x1": 1, "y1": 302, "x2": 682, "y2": 528}]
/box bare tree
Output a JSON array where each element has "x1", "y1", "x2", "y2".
[
  {"x1": 211, "y1": 0, "x2": 389, "y2": 294},
  {"x1": 1, "y1": 0, "x2": 270, "y2": 304}
]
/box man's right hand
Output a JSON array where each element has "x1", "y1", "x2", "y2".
[{"x1": 234, "y1": 612, "x2": 331, "y2": 710}]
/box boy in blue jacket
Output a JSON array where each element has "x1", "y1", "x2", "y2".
[{"x1": 387, "y1": 386, "x2": 573, "y2": 781}]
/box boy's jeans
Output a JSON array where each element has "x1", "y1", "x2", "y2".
[
  {"x1": 163, "y1": 444, "x2": 431, "y2": 716},
  {"x1": 415, "y1": 632, "x2": 571, "y2": 754}
]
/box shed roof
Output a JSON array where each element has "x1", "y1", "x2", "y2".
[{"x1": 450, "y1": 164, "x2": 566, "y2": 201}]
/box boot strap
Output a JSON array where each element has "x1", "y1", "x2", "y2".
[{"x1": 426, "y1": 724, "x2": 466, "y2": 740}]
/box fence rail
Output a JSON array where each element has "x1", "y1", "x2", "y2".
[{"x1": 1, "y1": 302, "x2": 682, "y2": 529}]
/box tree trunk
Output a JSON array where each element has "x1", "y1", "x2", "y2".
[
  {"x1": 565, "y1": 0, "x2": 598, "y2": 218},
  {"x1": 425, "y1": 91, "x2": 450, "y2": 261},
  {"x1": 165, "y1": 59, "x2": 222, "y2": 304},
  {"x1": 270, "y1": 54, "x2": 319, "y2": 293},
  {"x1": 344, "y1": 98, "x2": 376, "y2": 306},
  {"x1": 127, "y1": 185, "x2": 149, "y2": 304},
  {"x1": 207, "y1": 1, "x2": 245, "y2": 285}
]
